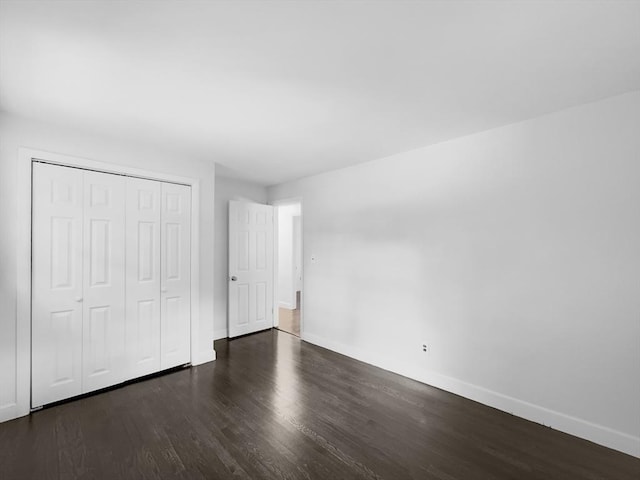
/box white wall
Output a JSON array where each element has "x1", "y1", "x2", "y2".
[
  {"x1": 268, "y1": 91, "x2": 640, "y2": 457},
  {"x1": 214, "y1": 175, "x2": 268, "y2": 339},
  {"x1": 277, "y1": 203, "x2": 301, "y2": 309},
  {"x1": 0, "y1": 112, "x2": 216, "y2": 422}
]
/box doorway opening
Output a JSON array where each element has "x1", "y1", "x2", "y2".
[{"x1": 275, "y1": 202, "x2": 302, "y2": 337}]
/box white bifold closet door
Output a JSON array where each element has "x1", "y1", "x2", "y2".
[
  {"x1": 125, "y1": 177, "x2": 162, "y2": 379},
  {"x1": 32, "y1": 163, "x2": 85, "y2": 405},
  {"x1": 32, "y1": 163, "x2": 191, "y2": 408},
  {"x1": 160, "y1": 182, "x2": 191, "y2": 369},
  {"x1": 81, "y1": 170, "x2": 127, "y2": 394}
]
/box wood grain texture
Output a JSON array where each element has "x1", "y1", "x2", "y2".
[
  {"x1": 278, "y1": 290, "x2": 300, "y2": 337},
  {"x1": 1, "y1": 329, "x2": 638, "y2": 479}
]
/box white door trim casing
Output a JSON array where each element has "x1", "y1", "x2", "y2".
[
  {"x1": 270, "y1": 197, "x2": 304, "y2": 340},
  {"x1": 12, "y1": 147, "x2": 211, "y2": 422}
]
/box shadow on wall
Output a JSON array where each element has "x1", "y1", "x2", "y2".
[{"x1": 303, "y1": 186, "x2": 638, "y2": 428}]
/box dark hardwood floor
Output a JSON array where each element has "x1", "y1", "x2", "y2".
[{"x1": 0, "y1": 330, "x2": 638, "y2": 479}]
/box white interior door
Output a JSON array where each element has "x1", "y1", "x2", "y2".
[
  {"x1": 32, "y1": 163, "x2": 84, "y2": 407},
  {"x1": 228, "y1": 201, "x2": 274, "y2": 338},
  {"x1": 82, "y1": 171, "x2": 126, "y2": 393},
  {"x1": 125, "y1": 177, "x2": 162, "y2": 379},
  {"x1": 160, "y1": 182, "x2": 191, "y2": 369}
]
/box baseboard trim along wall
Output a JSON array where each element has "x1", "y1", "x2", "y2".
[
  {"x1": 302, "y1": 332, "x2": 640, "y2": 458},
  {"x1": 193, "y1": 349, "x2": 217, "y2": 365},
  {"x1": 214, "y1": 329, "x2": 228, "y2": 341},
  {"x1": 0, "y1": 343, "x2": 216, "y2": 424},
  {"x1": 0, "y1": 403, "x2": 23, "y2": 423}
]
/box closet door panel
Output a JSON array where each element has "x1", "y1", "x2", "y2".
[
  {"x1": 160, "y1": 183, "x2": 191, "y2": 369},
  {"x1": 33, "y1": 164, "x2": 193, "y2": 406},
  {"x1": 82, "y1": 171, "x2": 126, "y2": 393},
  {"x1": 125, "y1": 177, "x2": 162, "y2": 378},
  {"x1": 32, "y1": 163, "x2": 84, "y2": 407}
]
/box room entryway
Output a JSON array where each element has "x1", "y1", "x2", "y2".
[
  {"x1": 275, "y1": 201, "x2": 302, "y2": 337},
  {"x1": 278, "y1": 291, "x2": 301, "y2": 337}
]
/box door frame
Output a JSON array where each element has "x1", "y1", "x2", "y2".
[
  {"x1": 270, "y1": 197, "x2": 304, "y2": 339},
  {"x1": 15, "y1": 147, "x2": 207, "y2": 417}
]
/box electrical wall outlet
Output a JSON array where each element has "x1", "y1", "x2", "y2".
[{"x1": 422, "y1": 342, "x2": 429, "y2": 354}]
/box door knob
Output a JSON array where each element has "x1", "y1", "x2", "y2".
[{"x1": 231, "y1": 276, "x2": 237, "y2": 281}]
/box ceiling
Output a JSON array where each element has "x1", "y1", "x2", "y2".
[{"x1": 1, "y1": 1, "x2": 639, "y2": 186}]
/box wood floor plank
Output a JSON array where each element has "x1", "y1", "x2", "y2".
[{"x1": 0, "y1": 329, "x2": 638, "y2": 479}]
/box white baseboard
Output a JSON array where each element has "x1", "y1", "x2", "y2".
[
  {"x1": 214, "y1": 329, "x2": 228, "y2": 340},
  {"x1": 0, "y1": 403, "x2": 16, "y2": 423},
  {"x1": 193, "y1": 348, "x2": 216, "y2": 366},
  {"x1": 1, "y1": 349, "x2": 217, "y2": 424},
  {"x1": 0, "y1": 402, "x2": 28, "y2": 424},
  {"x1": 302, "y1": 332, "x2": 640, "y2": 458}
]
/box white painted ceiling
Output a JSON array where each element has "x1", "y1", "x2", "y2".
[{"x1": 1, "y1": 1, "x2": 639, "y2": 185}]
